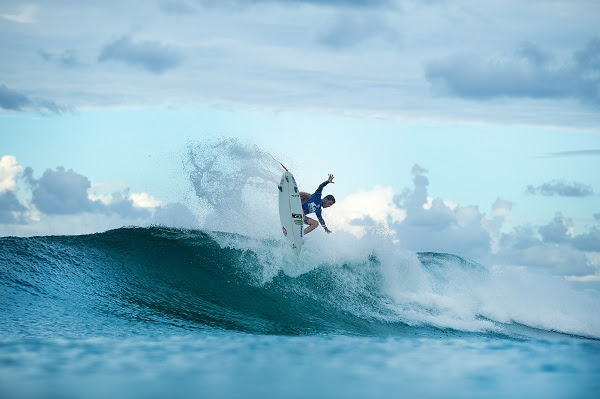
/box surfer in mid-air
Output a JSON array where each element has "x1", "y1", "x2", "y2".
[{"x1": 300, "y1": 174, "x2": 336, "y2": 235}]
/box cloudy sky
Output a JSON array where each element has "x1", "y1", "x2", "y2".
[{"x1": 1, "y1": 0, "x2": 599, "y2": 287}]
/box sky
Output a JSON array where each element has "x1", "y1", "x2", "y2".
[{"x1": 1, "y1": 0, "x2": 599, "y2": 288}]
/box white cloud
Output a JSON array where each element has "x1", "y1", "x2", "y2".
[
  {"x1": 0, "y1": 4, "x2": 36, "y2": 24},
  {"x1": 526, "y1": 180, "x2": 594, "y2": 197},
  {"x1": 330, "y1": 186, "x2": 406, "y2": 236},
  {"x1": 425, "y1": 39, "x2": 600, "y2": 106},
  {"x1": 17, "y1": 165, "x2": 159, "y2": 220},
  {"x1": 0, "y1": 155, "x2": 23, "y2": 193},
  {"x1": 585, "y1": 252, "x2": 600, "y2": 270},
  {"x1": 25, "y1": 166, "x2": 97, "y2": 214},
  {"x1": 0, "y1": 159, "x2": 202, "y2": 234},
  {"x1": 486, "y1": 198, "x2": 513, "y2": 253},
  {"x1": 0, "y1": 157, "x2": 37, "y2": 224},
  {"x1": 87, "y1": 192, "x2": 112, "y2": 205},
  {"x1": 98, "y1": 34, "x2": 183, "y2": 74},
  {"x1": 129, "y1": 192, "x2": 161, "y2": 209},
  {"x1": 89, "y1": 184, "x2": 161, "y2": 210},
  {"x1": 491, "y1": 198, "x2": 512, "y2": 218},
  {"x1": 423, "y1": 196, "x2": 457, "y2": 211},
  {"x1": 0, "y1": 83, "x2": 66, "y2": 113},
  {"x1": 539, "y1": 212, "x2": 575, "y2": 243},
  {"x1": 326, "y1": 165, "x2": 491, "y2": 258},
  {"x1": 323, "y1": 163, "x2": 599, "y2": 283},
  {"x1": 1, "y1": 1, "x2": 599, "y2": 127}
]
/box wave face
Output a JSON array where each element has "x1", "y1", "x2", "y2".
[{"x1": 1, "y1": 226, "x2": 599, "y2": 339}]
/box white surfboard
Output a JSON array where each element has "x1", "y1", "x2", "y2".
[{"x1": 278, "y1": 170, "x2": 304, "y2": 255}]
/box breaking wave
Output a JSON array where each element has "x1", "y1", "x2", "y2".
[{"x1": 2, "y1": 226, "x2": 598, "y2": 339}]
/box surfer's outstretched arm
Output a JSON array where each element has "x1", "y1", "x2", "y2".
[{"x1": 315, "y1": 174, "x2": 334, "y2": 194}]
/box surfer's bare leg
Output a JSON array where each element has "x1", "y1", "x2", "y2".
[{"x1": 304, "y1": 216, "x2": 319, "y2": 235}]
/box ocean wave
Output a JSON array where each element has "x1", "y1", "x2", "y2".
[{"x1": 1, "y1": 226, "x2": 599, "y2": 339}]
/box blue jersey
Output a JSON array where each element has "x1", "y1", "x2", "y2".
[{"x1": 302, "y1": 180, "x2": 330, "y2": 230}]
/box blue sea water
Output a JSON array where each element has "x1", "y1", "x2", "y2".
[{"x1": 1, "y1": 226, "x2": 599, "y2": 398}]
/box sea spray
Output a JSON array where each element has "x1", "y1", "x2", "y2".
[{"x1": 185, "y1": 137, "x2": 282, "y2": 238}]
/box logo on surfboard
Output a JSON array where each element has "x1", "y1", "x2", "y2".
[{"x1": 282, "y1": 226, "x2": 288, "y2": 236}]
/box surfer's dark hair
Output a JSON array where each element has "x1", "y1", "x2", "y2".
[{"x1": 324, "y1": 195, "x2": 336, "y2": 204}]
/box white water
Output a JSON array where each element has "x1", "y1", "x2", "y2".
[{"x1": 186, "y1": 138, "x2": 600, "y2": 339}]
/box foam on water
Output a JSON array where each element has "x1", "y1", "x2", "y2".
[{"x1": 209, "y1": 225, "x2": 600, "y2": 339}]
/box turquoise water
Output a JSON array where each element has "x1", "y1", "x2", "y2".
[{"x1": 1, "y1": 227, "x2": 599, "y2": 398}]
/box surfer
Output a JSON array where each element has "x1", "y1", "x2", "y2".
[{"x1": 300, "y1": 174, "x2": 336, "y2": 235}]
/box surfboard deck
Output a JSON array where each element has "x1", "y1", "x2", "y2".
[{"x1": 278, "y1": 170, "x2": 304, "y2": 255}]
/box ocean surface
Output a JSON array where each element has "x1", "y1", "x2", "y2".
[{"x1": 1, "y1": 226, "x2": 599, "y2": 399}]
